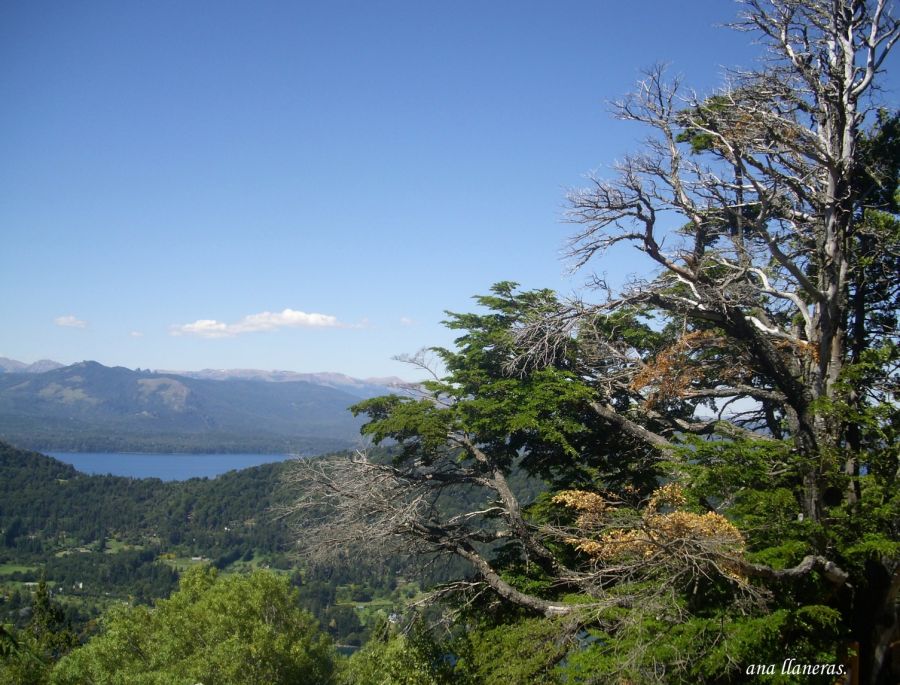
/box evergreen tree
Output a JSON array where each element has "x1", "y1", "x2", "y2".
[{"x1": 288, "y1": 2, "x2": 899, "y2": 682}]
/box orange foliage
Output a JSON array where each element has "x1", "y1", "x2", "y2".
[
  {"x1": 630, "y1": 331, "x2": 717, "y2": 407},
  {"x1": 554, "y1": 484, "x2": 746, "y2": 579}
]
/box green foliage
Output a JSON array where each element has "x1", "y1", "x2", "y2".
[
  {"x1": 352, "y1": 283, "x2": 661, "y2": 490},
  {"x1": 345, "y1": 280, "x2": 877, "y2": 680},
  {"x1": 544, "y1": 607, "x2": 844, "y2": 685},
  {"x1": 0, "y1": 636, "x2": 48, "y2": 685},
  {"x1": 455, "y1": 616, "x2": 570, "y2": 685},
  {"x1": 0, "y1": 442, "x2": 294, "y2": 617},
  {"x1": 0, "y1": 442, "x2": 424, "y2": 651},
  {"x1": 341, "y1": 273, "x2": 900, "y2": 682},
  {"x1": 340, "y1": 621, "x2": 461, "y2": 685},
  {"x1": 23, "y1": 581, "x2": 77, "y2": 663},
  {"x1": 673, "y1": 438, "x2": 815, "y2": 554},
  {"x1": 51, "y1": 566, "x2": 336, "y2": 685},
  {"x1": 338, "y1": 12, "x2": 900, "y2": 681},
  {"x1": 0, "y1": 580, "x2": 77, "y2": 685},
  {"x1": 0, "y1": 442, "x2": 293, "y2": 555}
]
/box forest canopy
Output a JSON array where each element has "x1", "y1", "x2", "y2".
[{"x1": 50, "y1": 567, "x2": 336, "y2": 685}]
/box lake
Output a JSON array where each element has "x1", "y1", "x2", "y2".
[{"x1": 47, "y1": 452, "x2": 297, "y2": 481}]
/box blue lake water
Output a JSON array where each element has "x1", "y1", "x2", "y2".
[{"x1": 47, "y1": 452, "x2": 296, "y2": 481}]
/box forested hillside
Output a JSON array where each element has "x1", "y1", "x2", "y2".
[
  {"x1": 0, "y1": 362, "x2": 364, "y2": 453},
  {"x1": 0, "y1": 442, "x2": 419, "y2": 650},
  {"x1": 0, "y1": 442, "x2": 291, "y2": 602}
]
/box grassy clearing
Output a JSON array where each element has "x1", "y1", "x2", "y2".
[
  {"x1": 0, "y1": 563, "x2": 38, "y2": 575},
  {"x1": 159, "y1": 555, "x2": 210, "y2": 572},
  {"x1": 103, "y1": 538, "x2": 144, "y2": 554}
]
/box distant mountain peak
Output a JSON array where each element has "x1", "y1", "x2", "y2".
[
  {"x1": 155, "y1": 367, "x2": 408, "y2": 398},
  {"x1": 0, "y1": 357, "x2": 65, "y2": 374},
  {"x1": 0, "y1": 359, "x2": 409, "y2": 398},
  {"x1": 363, "y1": 375, "x2": 409, "y2": 386},
  {"x1": 0, "y1": 360, "x2": 366, "y2": 453}
]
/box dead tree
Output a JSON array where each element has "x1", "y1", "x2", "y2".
[
  {"x1": 284, "y1": 2, "x2": 898, "y2": 681},
  {"x1": 551, "y1": 1, "x2": 899, "y2": 681}
]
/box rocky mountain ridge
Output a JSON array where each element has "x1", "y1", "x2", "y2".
[{"x1": 0, "y1": 361, "x2": 387, "y2": 453}]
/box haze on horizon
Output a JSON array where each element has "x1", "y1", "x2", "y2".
[{"x1": 2, "y1": 1, "x2": 763, "y2": 378}]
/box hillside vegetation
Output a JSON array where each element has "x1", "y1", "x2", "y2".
[{"x1": 0, "y1": 440, "x2": 469, "y2": 650}]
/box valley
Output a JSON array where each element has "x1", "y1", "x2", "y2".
[{"x1": 0, "y1": 442, "x2": 415, "y2": 650}]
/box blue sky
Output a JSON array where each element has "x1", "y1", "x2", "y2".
[{"x1": 2, "y1": 1, "x2": 768, "y2": 378}]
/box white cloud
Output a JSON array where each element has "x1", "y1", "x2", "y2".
[
  {"x1": 130, "y1": 331, "x2": 144, "y2": 338},
  {"x1": 55, "y1": 315, "x2": 87, "y2": 329},
  {"x1": 173, "y1": 319, "x2": 231, "y2": 338},
  {"x1": 171, "y1": 309, "x2": 344, "y2": 338},
  {"x1": 399, "y1": 316, "x2": 414, "y2": 326}
]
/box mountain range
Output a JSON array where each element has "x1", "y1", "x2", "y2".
[
  {"x1": 156, "y1": 368, "x2": 407, "y2": 399},
  {"x1": 0, "y1": 357, "x2": 65, "y2": 374},
  {"x1": 0, "y1": 360, "x2": 406, "y2": 454}
]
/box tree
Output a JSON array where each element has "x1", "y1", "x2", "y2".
[
  {"x1": 0, "y1": 580, "x2": 77, "y2": 685},
  {"x1": 288, "y1": 1, "x2": 899, "y2": 682},
  {"x1": 555, "y1": 0, "x2": 899, "y2": 679},
  {"x1": 288, "y1": 285, "x2": 626, "y2": 617},
  {"x1": 50, "y1": 566, "x2": 336, "y2": 685},
  {"x1": 340, "y1": 619, "x2": 462, "y2": 685}
]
